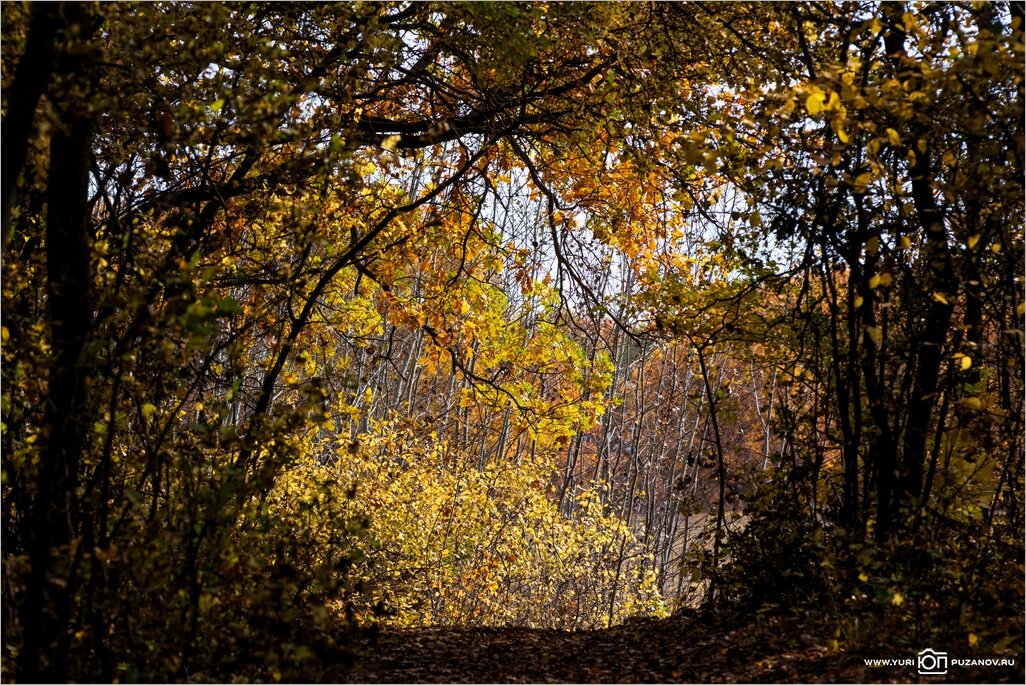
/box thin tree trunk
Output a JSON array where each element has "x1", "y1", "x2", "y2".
[{"x1": 1, "y1": 4, "x2": 59, "y2": 247}]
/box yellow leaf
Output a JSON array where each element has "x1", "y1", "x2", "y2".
[
  {"x1": 854, "y1": 295, "x2": 864, "y2": 309},
  {"x1": 829, "y1": 116, "x2": 853, "y2": 142},
  {"x1": 866, "y1": 237, "x2": 880, "y2": 255},
  {"x1": 967, "y1": 234, "x2": 980, "y2": 250},
  {"x1": 968, "y1": 633, "x2": 979, "y2": 647},
  {"x1": 854, "y1": 171, "x2": 872, "y2": 193},
  {"x1": 142, "y1": 403, "x2": 157, "y2": 420},
  {"x1": 1017, "y1": 301, "x2": 1025, "y2": 316},
  {"x1": 878, "y1": 272, "x2": 893, "y2": 286},
  {"x1": 991, "y1": 242, "x2": 1001, "y2": 253},
  {"x1": 869, "y1": 275, "x2": 881, "y2": 289},
  {"x1": 865, "y1": 325, "x2": 881, "y2": 345},
  {"x1": 933, "y1": 292, "x2": 949, "y2": 305},
  {"x1": 891, "y1": 591, "x2": 904, "y2": 606},
  {"x1": 960, "y1": 355, "x2": 972, "y2": 371},
  {"x1": 886, "y1": 128, "x2": 901, "y2": 147},
  {"x1": 806, "y1": 91, "x2": 827, "y2": 115},
  {"x1": 899, "y1": 236, "x2": 911, "y2": 250},
  {"x1": 858, "y1": 571, "x2": 869, "y2": 582}
]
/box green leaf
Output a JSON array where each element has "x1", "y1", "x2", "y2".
[{"x1": 217, "y1": 297, "x2": 243, "y2": 315}]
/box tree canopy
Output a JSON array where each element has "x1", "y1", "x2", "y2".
[{"x1": 2, "y1": 2, "x2": 1022, "y2": 682}]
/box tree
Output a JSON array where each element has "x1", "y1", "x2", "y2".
[{"x1": 684, "y1": 2, "x2": 1023, "y2": 649}]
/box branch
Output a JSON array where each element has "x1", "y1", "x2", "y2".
[
  {"x1": 350, "y1": 58, "x2": 613, "y2": 150},
  {"x1": 233, "y1": 137, "x2": 496, "y2": 470},
  {"x1": 507, "y1": 138, "x2": 648, "y2": 344}
]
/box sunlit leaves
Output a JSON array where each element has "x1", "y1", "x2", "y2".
[
  {"x1": 277, "y1": 424, "x2": 664, "y2": 630},
  {"x1": 805, "y1": 91, "x2": 830, "y2": 116}
]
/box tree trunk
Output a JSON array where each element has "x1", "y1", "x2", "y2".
[{"x1": 18, "y1": 6, "x2": 97, "y2": 679}]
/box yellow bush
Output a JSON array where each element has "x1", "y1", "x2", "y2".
[{"x1": 270, "y1": 421, "x2": 666, "y2": 630}]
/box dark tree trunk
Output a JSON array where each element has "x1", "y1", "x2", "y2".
[
  {"x1": 874, "y1": 3, "x2": 956, "y2": 538},
  {"x1": 17, "y1": 5, "x2": 98, "y2": 679},
  {"x1": 19, "y1": 113, "x2": 95, "y2": 685},
  {"x1": 898, "y1": 144, "x2": 955, "y2": 521}
]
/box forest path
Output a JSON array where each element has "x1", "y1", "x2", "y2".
[{"x1": 344, "y1": 611, "x2": 900, "y2": 683}]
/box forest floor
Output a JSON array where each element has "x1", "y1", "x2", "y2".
[{"x1": 342, "y1": 609, "x2": 1022, "y2": 684}]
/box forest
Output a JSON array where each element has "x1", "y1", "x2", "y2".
[{"x1": 1, "y1": 1, "x2": 1023, "y2": 682}]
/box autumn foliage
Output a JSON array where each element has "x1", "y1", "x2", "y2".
[{"x1": 1, "y1": 2, "x2": 1022, "y2": 682}]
